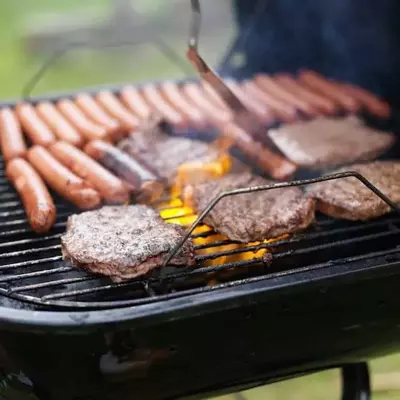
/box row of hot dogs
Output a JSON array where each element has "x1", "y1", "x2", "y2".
[
  {"x1": 0, "y1": 70, "x2": 391, "y2": 234},
  {"x1": 0, "y1": 70, "x2": 391, "y2": 161}
]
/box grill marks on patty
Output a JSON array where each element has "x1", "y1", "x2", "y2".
[
  {"x1": 307, "y1": 161, "x2": 400, "y2": 220},
  {"x1": 61, "y1": 205, "x2": 195, "y2": 282},
  {"x1": 186, "y1": 172, "x2": 316, "y2": 242}
]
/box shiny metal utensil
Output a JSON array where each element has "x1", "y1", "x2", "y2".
[{"x1": 187, "y1": 0, "x2": 296, "y2": 180}]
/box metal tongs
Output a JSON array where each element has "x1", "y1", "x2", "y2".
[{"x1": 187, "y1": 0, "x2": 296, "y2": 180}]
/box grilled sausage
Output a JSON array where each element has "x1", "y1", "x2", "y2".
[
  {"x1": 338, "y1": 83, "x2": 391, "y2": 118},
  {"x1": 274, "y1": 73, "x2": 338, "y2": 115},
  {"x1": 141, "y1": 85, "x2": 186, "y2": 129},
  {"x1": 27, "y1": 146, "x2": 101, "y2": 209},
  {"x1": 222, "y1": 122, "x2": 297, "y2": 180},
  {"x1": 160, "y1": 81, "x2": 208, "y2": 129},
  {"x1": 242, "y1": 80, "x2": 297, "y2": 122},
  {"x1": 95, "y1": 91, "x2": 139, "y2": 132},
  {"x1": 6, "y1": 158, "x2": 56, "y2": 232},
  {"x1": 181, "y1": 83, "x2": 232, "y2": 124},
  {"x1": 50, "y1": 141, "x2": 130, "y2": 204},
  {"x1": 57, "y1": 99, "x2": 108, "y2": 141},
  {"x1": 224, "y1": 79, "x2": 275, "y2": 124},
  {"x1": 298, "y1": 70, "x2": 360, "y2": 112},
  {"x1": 36, "y1": 102, "x2": 84, "y2": 147},
  {"x1": 74, "y1": 93, "x2": 123, "y2": 139},
  {"x1": 15, "y1": 103, "x2": 56, "y2": 146},
  {"x1": 120, "y1": 86, "x2": 152, "y2": 120},
  {"x1": 254, "y1": 74, "x2": 319, "y2": 117},
  {"x1": 85, "y1": 140, "x2": 165, "y2": 203},
  {"x1": 201, "y1": 82, "x2": 231, "y2": 112},
  {"x1": 0, "y1": 108, "x2": 27, "y2": 161}
]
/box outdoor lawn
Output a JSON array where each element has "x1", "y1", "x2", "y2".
[{"x1": 0, "y1": 1, "x2": 399, "y2": 399}]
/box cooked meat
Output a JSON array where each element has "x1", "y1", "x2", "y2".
[
  {"x1": 307, "y1": 161, "x2": 400, "y2": 220},
  {"x1": 268, "y1": 116, "x2": 395, "y2": 169},
  {"x1": 118, "y1": 118, "x2": 226, "y2": 183},
  {"x1": 186, "y1": 172, "x2": 315, "y2": 242},
  {"x1": 61, "y1": 205, "x2": 195, "y2": 282}
]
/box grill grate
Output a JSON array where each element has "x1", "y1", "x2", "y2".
[{"x1": 0, "y1": 164, "x2": 399, "y2": 310}]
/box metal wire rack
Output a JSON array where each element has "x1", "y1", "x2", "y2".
[{"x1": 0, "y1": 155, "x2": 399, "y2": 311}]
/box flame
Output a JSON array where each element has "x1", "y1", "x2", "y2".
[{"x1": 154, "y1": 145, "x2": 284, "y2": 279}]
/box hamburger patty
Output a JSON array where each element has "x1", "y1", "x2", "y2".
[
  {"x1": 61, "y1": 205, "x2": 195, "y2": 282},
  {"x1": 307, "y1": 161, "x2": 400, "y2": 220},
  {"x1": 118, "y1": 120, "x2": 220, "y2": 183},
  {"x1": 268, "y1": 116, "x2": 395, "y2": 169},
  {"x1": 186, "y1": 172, "x2": 316, "y2": 242}
]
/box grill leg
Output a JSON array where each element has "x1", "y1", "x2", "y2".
[{"x1": 341, "y1": 362, "x2": 371, "y2": 400}]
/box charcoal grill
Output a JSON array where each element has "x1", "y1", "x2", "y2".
[
  {"x1": 0, "y1": 86, "x2": 399, "y2": 400},
  {"x1": 1, "y1": 2, "x2": 400, "y2": 399}
]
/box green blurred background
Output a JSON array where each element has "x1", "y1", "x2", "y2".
[{"x1": 1, "y1": 1, "x2": 399, "y2": 398}]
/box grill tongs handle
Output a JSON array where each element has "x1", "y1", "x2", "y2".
[
  {"x1": 163, "y1": 171, "x2": 400, "y2": 267},
  {"x1": 187, "y1": 0, "x2": 297, "y2": 180}
]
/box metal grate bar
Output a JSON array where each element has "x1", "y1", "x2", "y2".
[
  {"x1": 8, "y1": 275, "x2": 95, "y2": 293},
  {"x1": 0, "y1": 201, "x2": 22, "y2": 209},
  {"x1": 0, "y1": 256, "x2": 62, "y2": 271},
  {"x1": 6, "y1": 227, "x2": 399, "y2": 300},
  {"x1": 38, "y1": 247, "x2": 400, "y2": 304},
  {"x1": 0, "y1": 234, "x2": 62, "y2": 249},
  {"x1": 0, "y1": 222, "x2": 66, "y2": 238},
  {"x1": 0, "y1": 266, "x2": 73, "y2": 284},
  {"x1": 0, "y1": 245, "x2": 61, "y2": 260},
  {"x1": 0, "y1": 212, "x2": 70, "y2": 228},
  {"x1": 42, "y1": 280, "x2": 141, "y2": 300}
]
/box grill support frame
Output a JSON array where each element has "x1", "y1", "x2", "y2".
[
  {"x1": 0, "y1": 257, "x2": 399, "y2": 400},
  {"x1": 0, "y1": 83, "x2": 399, "y2": 399}
]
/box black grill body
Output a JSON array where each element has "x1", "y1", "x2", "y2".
[
  {"x1": 0, "y1": 257, "x2": 400, "y2": 400},
  {"x1": 0, "y1": 65, "x2": 399, "y2": 400}
]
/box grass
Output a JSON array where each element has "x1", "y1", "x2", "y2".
[
  {"x1": 1, "y1": 1, "x2": 400, "y2": 399},
  {"x1": 0, "y1": 0, "x2": 191, "y2": 99}
]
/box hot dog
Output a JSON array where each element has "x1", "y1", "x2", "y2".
[
  {"x1": 85, "y1": 140, "x2": 165, "y2": 203},
  {"x1": 36, "y1": 102, "x2": 84, "y2": 147},
  {"x1": 254, "y1": 74, "x2": 319, "y2": 117},
  {"x1": 338, "y1": 83, "x2": 391, "y2": 118},
  {"x1": 95, "y1": 91, "x2": 139, "y2": 132},
  {"x1": 6, "y1": 158, "x2": 56, "y2": 232},
  {"x1": 120, "y1": 86, "x2": 152, "y2": 120},
  {"x1": 57, "y1": 99, "x2": 108, "y2": 141},
  {"x1": 140, "y1": 85, "x2": 186, "y2": 129},
  {"x1": 0, "y1": 108, "x2": 27, "y2": 161},
  {"x1": 224, "y1": 79, "x2": 275, "y2": 124},
  {"x1": 274, "y1": 73, "x2": 338, "y2": 115},
  {"x1": 298, "y1": 70, "x2": 360, "y2": 112},
  {"x1": 160, "y1": 81, "x2": 208, "y2": 129},
  {"x1": 201, "y1": 82, "x2": 231, "y2": 112},
  {"x1": 222, "y1": 122, "x2": 297, "y2": 180},
  {"x1": 27, "y1": 146, "x2": 101, "y2": 209},
  {"x1": 242, "y1": 80, "x2": 297, "y2": 122},
  {"x1": 75, "y1": 93, "x2": 123, "y2": 139},
  {"x1": 181, "y1": 82, "x2": 232, "y2": 124},
  {"x1": 15, "y1": 103, "x2": 56, "y2": 146},
  {"x1": 50, "y1": 141, "x2": 130, "y2": 204}
]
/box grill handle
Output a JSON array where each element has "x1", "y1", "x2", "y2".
[
  {"x1": 163, "y1": 171, "x2": 400, "y2": 267},
  {"x1": 341, "y1": 363, "x2": 371, "y2": 400}
]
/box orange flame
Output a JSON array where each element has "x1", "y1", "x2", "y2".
[{"x1": 155, "y1": 146, "x2": 285, "y2": 282}]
